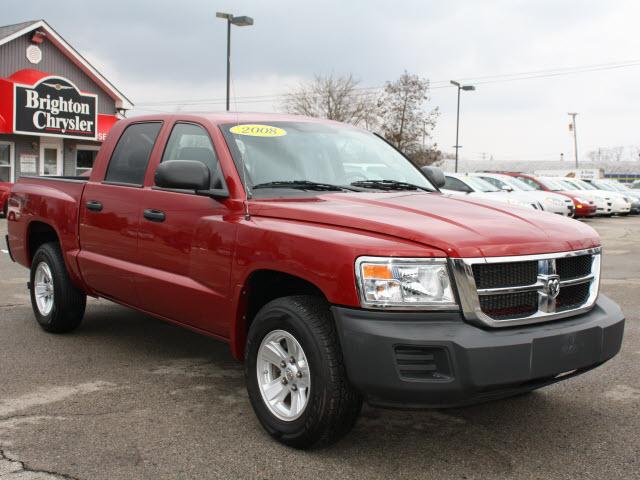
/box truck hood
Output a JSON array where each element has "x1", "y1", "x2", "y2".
[{"x1": 250, "y1": 192, "x2": 600, "y2": 258}]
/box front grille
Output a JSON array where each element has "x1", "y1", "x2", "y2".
[
  {"x1": 452, "y1": 248, "x2": 601, "y2": 327},
  {"x1": 473, "y1": 261, "x2": 538, "y2": 289},
  {"x1": 479, "y1": 291, "x2": 538, "y2": 319},
  {"x1": 556, "y1": 255, "x2": 592, "y2": 280},
  {"x1": 556, "y1": 282, "x2": 590, "y2": 311},
  {"x1": 394, "y1": 346, "x2": 452, "y2": 381}
]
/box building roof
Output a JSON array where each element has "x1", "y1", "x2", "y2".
[
  {"x1": 0, "y1": 19, "x2": 133, "y2": 110},
  {"x1": 0, "y1": 20, "x2": 39, "y2": 42}
]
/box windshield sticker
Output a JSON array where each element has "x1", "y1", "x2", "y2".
[{"x1": 230, "y1": 124, "x2": 287, "y2": 137}]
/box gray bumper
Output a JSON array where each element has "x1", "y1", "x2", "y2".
[{"x1": 332, "y1": 294, "x2": 624, "y2": 408}]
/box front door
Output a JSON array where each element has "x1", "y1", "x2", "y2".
[
  {"x1": 135, "y1": 122, "x2": 235, "y2": 336},
  {"x1": 40, "y1": 138, "x2": 63, "y2": 176},
  {"x1": 0, "y1": 142, "x2": 14, "y2": 182},
  {"x1": 78, "y1": 121, "x2": 163, "y2": 306}
]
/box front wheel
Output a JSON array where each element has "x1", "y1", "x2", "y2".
[{"x1": 245, "y1": 295, "x2": 362, "y2": 449}]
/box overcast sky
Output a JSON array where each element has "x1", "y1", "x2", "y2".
[{"x1": 5, "y1": 0, "x2": 640, "y2": 162}]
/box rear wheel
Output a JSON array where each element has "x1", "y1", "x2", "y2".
[
  {"x1": 30, "y1": 242, "x2": 86, "y2": 333},
  {"x1": 245, "y1": 295, "x2": 362, "y2": 449}
]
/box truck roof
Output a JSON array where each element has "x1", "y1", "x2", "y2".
[{"x1": 124, "y1": 112, "x2": 341, "y2": 126}]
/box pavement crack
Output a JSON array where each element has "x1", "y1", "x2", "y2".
[
  {"x1": 0, "y1": 447, "x2": 81, "y2": 479},
  {"x1": 0, "y1": 303, "x2": 27, "y2": 309}
]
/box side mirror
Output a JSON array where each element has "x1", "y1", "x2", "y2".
[
  {"x1": 155, "y1": 160, "x2": 210, "y2": 191},
  {"x1": 501, "y1": 185, "x2": 514, "y2": 192},
  {"x1": 420, "y1": 166, "x2": 446, "y2": 188}
]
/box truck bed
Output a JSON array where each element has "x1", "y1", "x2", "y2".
[{"x1": 7, "y1": 175, "x2": 88, "y2": 281}]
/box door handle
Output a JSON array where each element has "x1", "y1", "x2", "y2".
[
  {"x1": 86, "y1": 200, "x2": 103, "y2": 212},
  {"x1": 143, "y1": 209, "x2": 166, "y2": 222}
]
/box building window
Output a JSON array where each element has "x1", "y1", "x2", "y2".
[
  {"x1": 0, "y1": 143, "x2": 13, "y2": 182},
  {"x1": 76, "y1": 146, "x2": 100, "y2": 175}
]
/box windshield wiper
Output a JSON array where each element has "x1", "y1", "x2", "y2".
[
  {"x1": 350, "y1": 179, "x2": 431, "y2": 192},
  {"x1": 252, "y1": 180, "x2": 359, "y2": 192}
]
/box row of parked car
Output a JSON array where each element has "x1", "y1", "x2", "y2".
[{"x1": 439, "y1": 171, "x2": 640, "y2": 218}]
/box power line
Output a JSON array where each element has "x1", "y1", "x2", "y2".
[{"x1": 133, "y1": 59, "x2": 640, "y2": 108}]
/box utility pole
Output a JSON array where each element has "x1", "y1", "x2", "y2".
[{"x1": 568, "y1": 112, "x2": 579, "y2": 167}]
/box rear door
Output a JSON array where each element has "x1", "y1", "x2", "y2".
[
  {"x1": 78, "y1": 121, "x2": 163, "y2": 305},
  {"x1": 135, "y1": 122, "x2": 236, "y2": 336}
]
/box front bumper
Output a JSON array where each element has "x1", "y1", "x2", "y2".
[
  {"x1": 332, "y1": 294, "x2": 624, "y2": 408},
  {"x1": 574, "y1": 204, "x2": 597, "y2": 217}
]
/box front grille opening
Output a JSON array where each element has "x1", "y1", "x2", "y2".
[
  {"x1": 556, "y1": 282, "x2": 590, "y2": 311},
  {"x1": 472, "y1": 261, "x2": 538, "y2": 289},
  {"x1": 394, "y1": 346, "x2": 453, "y2": 381},
  {"x1": 480, "y1": 291, "x2": 538, "y2": 319},
  {"x1": 556, "y1": 255, "x2": 593, "y2": 280}
]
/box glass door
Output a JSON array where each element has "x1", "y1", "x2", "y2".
[
  {"x1": 39, "y1": 139, "x2": 63, "y2": 176},
  {"x1": 0, "y1": 142, "x2": 13, "y2": 182}
]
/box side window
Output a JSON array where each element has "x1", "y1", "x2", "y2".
[
  {"x1": 444, "y1": 176, "x2": 470, "y2": 192},
  {"x1": 160, "y1": 123, "x2": 222, "y2": 189},
  {"x1": 105, "y1": 122, "x2": 162, "y2": 185}
]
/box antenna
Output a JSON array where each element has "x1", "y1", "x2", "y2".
[{"x1": 230, "y1": 73, "x2": 252, "y2": 220}]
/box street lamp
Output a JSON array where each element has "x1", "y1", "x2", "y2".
[
  {"x1": 450, "y1": 80, "x2": 475, "y2": 172},
  {"x1": 216, "y1": 12, "x2": 254, "y2": 111}
]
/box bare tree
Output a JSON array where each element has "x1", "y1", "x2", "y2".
[
  {"x1": 281, "y1": 74, "x2": 376, "y2": 127},
  {"x1": 587, "y1": 145, "x2": 639, "y2": 163},
  {"x1": 376, "y1": 71, "x2": 439, "y2": 156}
]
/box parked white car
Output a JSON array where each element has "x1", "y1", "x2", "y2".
[
  {"x1": 442, "y1": 173, "x2": 543, "y2": 210},
  {"x1": 471, "y1": 173, "x2": 573, "y2": 216},
  {"x1": 586, "y1": 179, "x2": 640, "y2": 214},
  {"x1": 560, "y1": 178, "x2": 630, "y2": 215},
  {"x1": 537, "y1": 177, "x2": 611, "y2": 216}
]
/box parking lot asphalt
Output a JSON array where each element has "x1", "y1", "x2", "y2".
[{"x1": 0, "y1": 216, "x2": 639, "y2": 480}]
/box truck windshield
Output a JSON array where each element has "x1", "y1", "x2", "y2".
[{"x1": 220, "y1": 121, "x2": 435, "y2": 194}]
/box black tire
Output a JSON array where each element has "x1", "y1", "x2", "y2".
[
  {"x1": 30, "y1": 242, "x2": 86, "y2": 333},
  {"x1": 1, "y1": 200, "x2": 6, "y2": 218},
  {"x1": 245, "y1": 295, "x2": 362, "y2": 449}
]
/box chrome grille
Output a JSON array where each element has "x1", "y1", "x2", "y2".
[{"x1": 451, "y1": 248, "x2": 601, "y2": 327}]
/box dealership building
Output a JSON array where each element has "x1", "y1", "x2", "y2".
[{"x1": 0, "y1": 20, "x2": 132, "y2": 183}]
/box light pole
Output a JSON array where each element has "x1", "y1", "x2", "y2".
[
  {"x1": 450, "y1": 80, "x2": 475, "y2": 172},
  {"x1": 216, "y1": 12, "x2": 254, "y2": 111},
  {"x1": 568, "y1": 112, "x2": 579, "y2": 167}
]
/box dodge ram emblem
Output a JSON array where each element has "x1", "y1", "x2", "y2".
[{"x1": 546, "y1": 276, "x2": 561, "y2": 299}]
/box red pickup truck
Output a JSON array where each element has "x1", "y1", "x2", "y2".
[{"x1": 6, "y1": 114, "x2": 625, "y2": 449}]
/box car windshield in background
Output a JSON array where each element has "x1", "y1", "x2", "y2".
[
  {"x1": 500, "y1": 175, "x2": 535, "y2": 191},
  {"x1": 537, "y1": 177, "x2": 566, "y2": 191},
  {"x1": 220, "y1": 122, "x2": 435, "y2": 194},
  {"x1": 464, "y1": 176, "x2": 500, "y2": 192}
]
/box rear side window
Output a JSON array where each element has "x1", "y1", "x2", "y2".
[
  {"x1": 160, "y1": 123, "x2": 223, "y2": 189},
  {"x1": 105, "y1": 122, "x2": 162, "y2": 185}
]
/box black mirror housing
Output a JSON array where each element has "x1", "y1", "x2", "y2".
[
  {"x1": 155, "y1": 160, "x2": 210, "y2": 191},
  {"x1": 420, "y1": 166, "x2": 446, "y2": 188}
]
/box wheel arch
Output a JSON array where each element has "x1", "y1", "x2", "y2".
[{"x1": 230, "y1": 269, "x2": 329, "y2": 360}]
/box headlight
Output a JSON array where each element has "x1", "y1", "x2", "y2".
[{"x1": 356, "y1": 257, "x2": 457, "y2": 309}]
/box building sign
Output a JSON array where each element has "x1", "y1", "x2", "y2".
[
  {"x1": 13, "y1": 76, "x2": 97, "y2": 140},
  {"x1": 19, "y1": 153, "x2": 37, "y2": 173}
]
